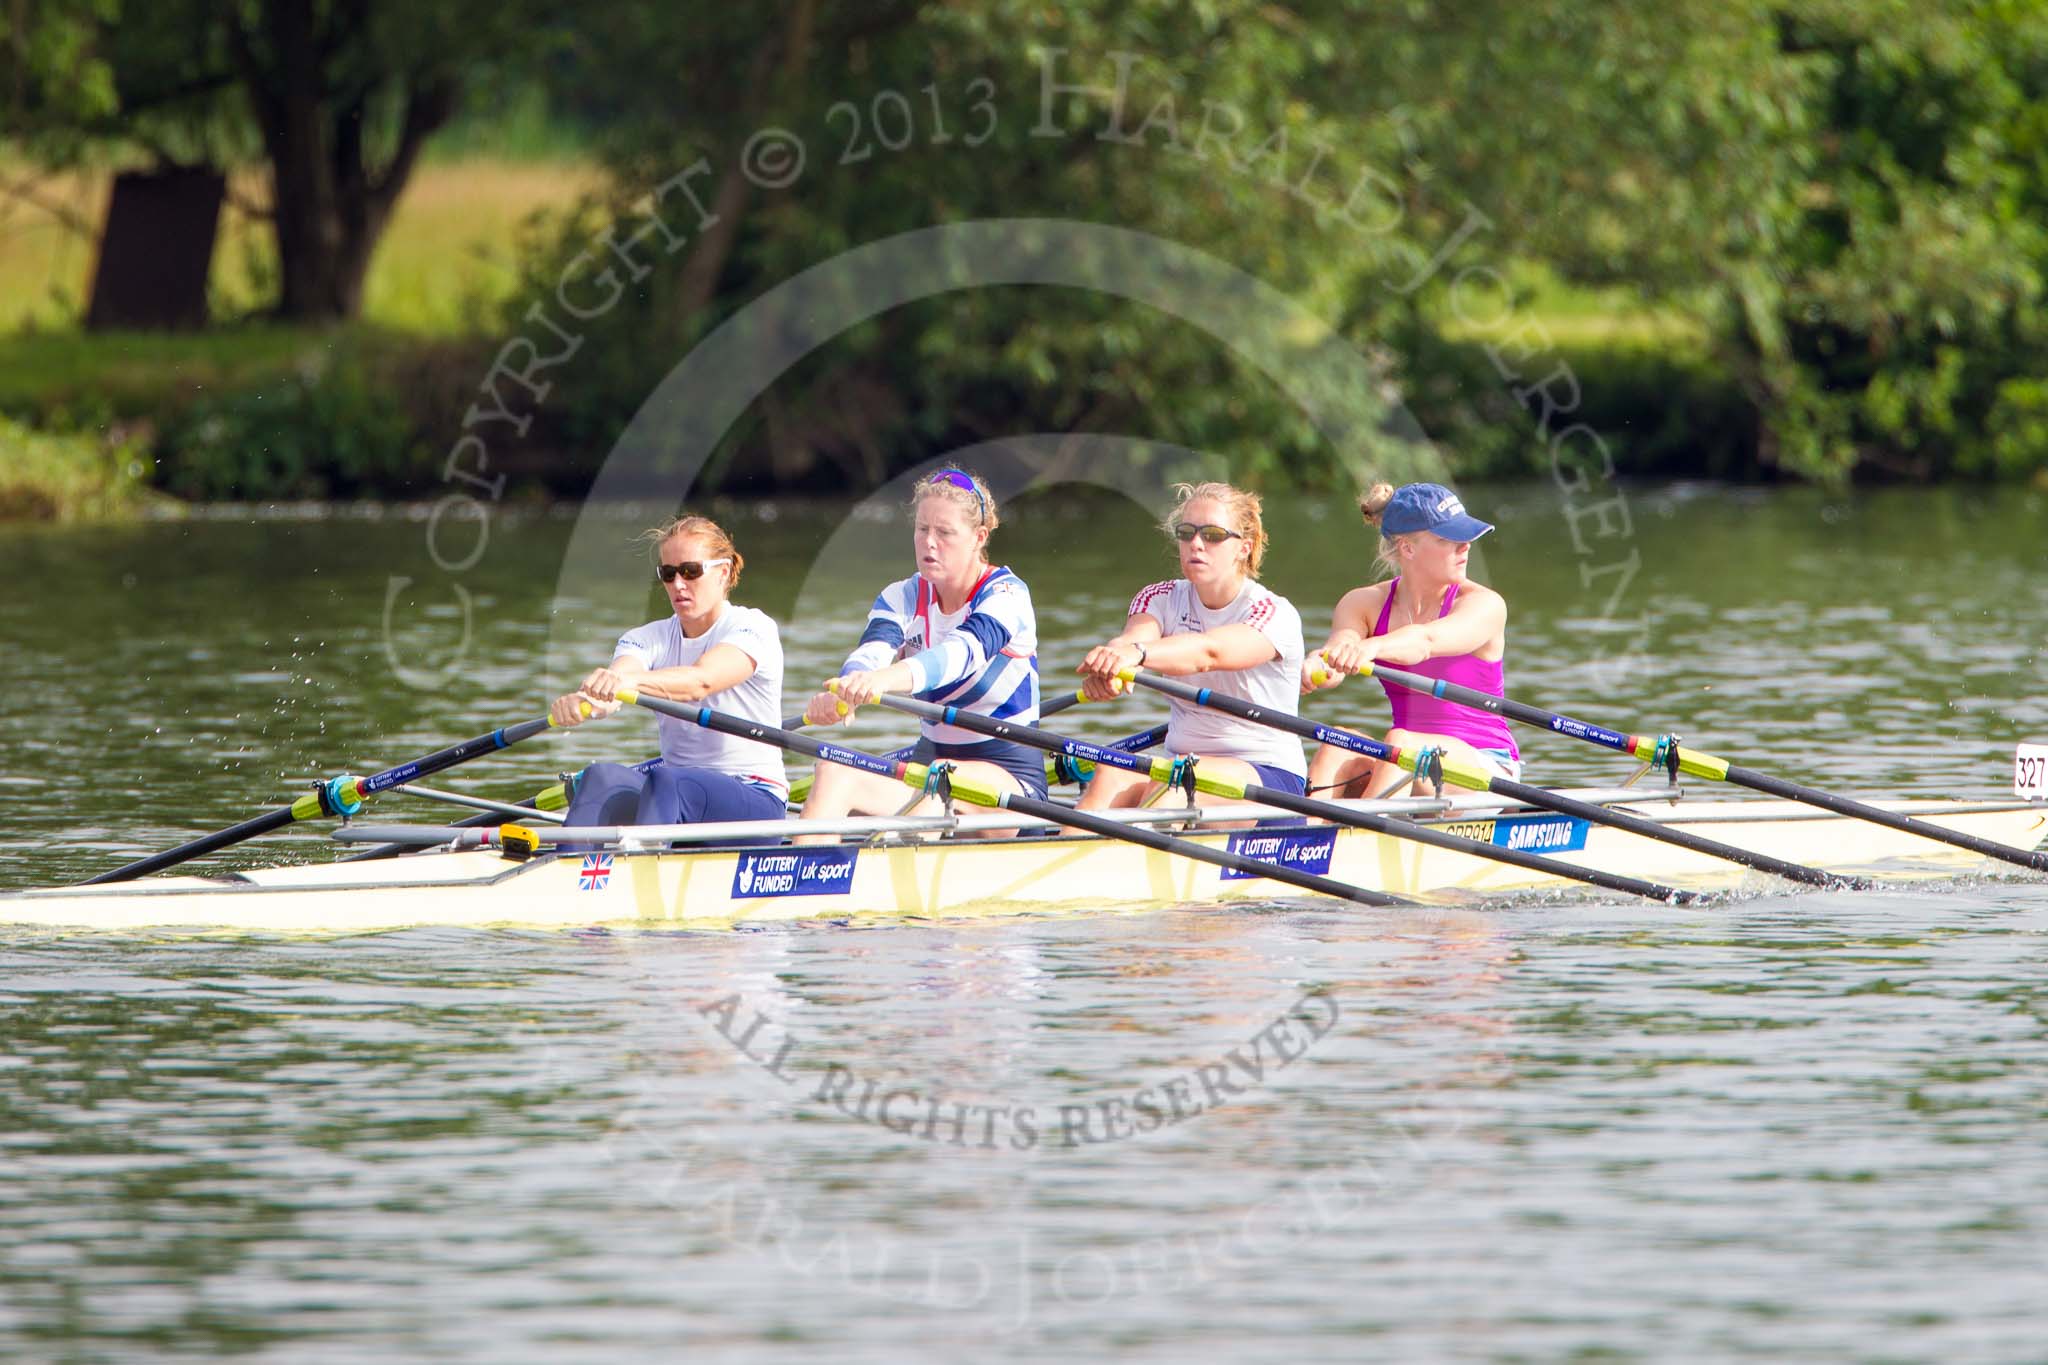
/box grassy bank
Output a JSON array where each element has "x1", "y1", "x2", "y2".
[
  {"x1": 0, "y1": 324, "x2": 471, "y2": 423},
  {"x1": 0, "y1": 158, "x2": 600, "y2": 335},
  {"x1": 1, "y1": 154, "x2": 1764, "y2": 509},
  {"x1": 0, "y1": 417, "x2": 167, "y2": 521}
]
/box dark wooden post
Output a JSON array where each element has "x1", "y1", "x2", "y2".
[{"x1": 84, "y1": 167, "x2": 226, "y2": 331}]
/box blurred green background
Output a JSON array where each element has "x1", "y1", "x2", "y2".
[{"x1": 6, "y1": 0, "x2": 2048, "y2": 517}]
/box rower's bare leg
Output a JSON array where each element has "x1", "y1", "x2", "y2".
[
  {"x1": 796, "y1": 757, "x2": 1032, "y2": 842},
  {"x1": 1307, "y1": 744, "x2": 1386, "y2": 802},
  {"x1": 1074, "y1": 764, "x2": 1154, "y2": 813},
  {"x1": 795, "y1": 763, "x2": 917, "y2": 844}
]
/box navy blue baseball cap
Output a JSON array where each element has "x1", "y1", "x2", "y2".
[{"x1": 1378, "y1": 483, "x2": 1494, "y2": 541}]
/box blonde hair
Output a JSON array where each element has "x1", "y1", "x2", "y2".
[
  {"x1": 1162, "y1": 481, "x2": 1267, "y2": 578},
  {"x1": 640, "y1": 514, "x2": 744, "y2": 587},
  {"x1": 909, "y1": 466, "x2": 1001, "y2": 535},
  {"x1": 1358, "y1": 481, "x2": 1406, "y2": 579}
]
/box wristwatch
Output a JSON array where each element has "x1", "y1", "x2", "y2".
[{"x1": 1129, "y1": 641, "x2": 1147, "y2": 668}]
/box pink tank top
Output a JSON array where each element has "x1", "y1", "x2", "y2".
[{"x1": 1372, "y1": 579, "x2": 1520, "y2": 759}]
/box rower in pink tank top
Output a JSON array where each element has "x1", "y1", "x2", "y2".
[
  {"x1": 1371, "y1": 578, "x2": 1520, "y2": 760},
  {"x1": 1305, "y1": 481, "x2": 1520, "y2": 799}
]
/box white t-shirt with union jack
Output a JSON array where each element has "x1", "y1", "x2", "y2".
[{"x1": 1127, "y1": 577, "x2": 1307, "y2": 777}]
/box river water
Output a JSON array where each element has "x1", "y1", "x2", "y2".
[{"x1": 1, "y1": 484, "x2": 2044, "y2": 1359}]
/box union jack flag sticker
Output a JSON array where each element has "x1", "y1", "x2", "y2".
[{"x1": 578, "y1": 853, "x2": 613, "y2": 891}]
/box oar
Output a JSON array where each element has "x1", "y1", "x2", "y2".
[
  {"x1": 784, "y1": 681, "x2": 1148, "y2": 802},
  {"x1": 618, "y1": 690, "x2": 1411, "y2": 908},
  {"x1": 1359, "y1": 660, "x2": 2048, "y2": 874},
  {"x1": 1138, "y1": 668, "x2": 1858, "y2": 889},
  {"x1": 82, "y1": 714, "x2": 575, "y2": 885},
  {"x1": 870, "y1": 693, "x2": 1697, "y2": 904},
  {"x1": 336, "y1": 753, "x2": 666, "y2": 864}
]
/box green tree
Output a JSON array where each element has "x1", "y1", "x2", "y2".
[
  {"x1": 15, "y1": 0, "x2": 559, "y2": 322},
  {"x1": 508, "y1": 0, "x2": 1459, "y2": 494},
  {"x1": 1362, "y1": 0, "x2": 2048, "y2": 485}
]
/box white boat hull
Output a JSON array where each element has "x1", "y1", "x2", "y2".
[{"x1": 6, "y1": 798, "x2": 2044, "y2": 934}]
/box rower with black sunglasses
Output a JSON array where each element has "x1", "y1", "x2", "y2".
[
  {"x1": 797, "y1": 466, "x2": 1045, "y2": 835},
  {"x1": 1074, "y1": 481, "x2": 1309, "y2": 812},
  {"x1": 548, "y1": 514, "x2": 787, "y2": 838}
]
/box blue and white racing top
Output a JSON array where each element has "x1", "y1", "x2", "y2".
[{"x1": 839, "y1": 567, "x2": 1040, "y2": 747}]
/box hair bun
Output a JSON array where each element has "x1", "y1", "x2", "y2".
[{"x1": 1358, "y1": 482, "x2": 1396, "y2": 528}]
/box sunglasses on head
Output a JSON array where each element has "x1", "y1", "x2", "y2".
[
  {"x1": 926, "y1": 467, "x2": 988, "y2": 523},
  {"x1": 1173, "y1": 522, "x2": 1243, "y2": 545},
  {"x1": 655, "y1": 557, "x2": 731, "y2": 583}
]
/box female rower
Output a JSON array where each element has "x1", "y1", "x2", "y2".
[
  {"x1": 798, "y1": 467, "x2": 1044, "y2": 825},
  {"x1": 1303, "y1": 481, "x2": 1520, "y2": 798},
  {"x1": 1074, "y1": 481, "x2": 1307, "y2": 811},
  {"x1": 550, "y1": 515, "x2": 787, "y2": 834}
]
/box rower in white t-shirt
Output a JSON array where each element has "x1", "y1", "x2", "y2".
[
  {"x1": 549, "y1": 515, "x2": 786, "y2": 838},
  {"x1": 1075, "y1": 482, "x2": 1309, "y2": 812}
]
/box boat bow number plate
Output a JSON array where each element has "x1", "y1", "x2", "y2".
[
  {"x1": 2018, "y1": 743, "x2": 2048, "y2": 801},
  {"x1": 1439, "y1": 813, "x2": 1592, "y2": 854}
]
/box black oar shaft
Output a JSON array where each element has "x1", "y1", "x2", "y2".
[
  {"x1": 996, "y1": 791, "x2": 1404, "y2": 907},
  {"x1": 626, "y1": 692, "x2": 1408, "y2": 908},
  {"x1": 1368, "y1": 662, "x2": 2048, "y2": 874},
  {"x1": 1723, "y1": 762, "x2": 2048, "y2": 870},
  {"x1": 80, "y1": 807, "x2": 300, "y2": 885},
  {"x1": 1133, "y1": 668, "x2": 1848, "y2": 889},
  {"x1": 83, "y1": 716, "x2": 559, "y2": 885},
  {"x1": 874, "y1": 695, "x2": 1688, "y2": 903},
  {"x1": 352, "y1": 717, "x2": 556, "y2": 798}
]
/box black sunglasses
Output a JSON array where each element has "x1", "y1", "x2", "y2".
[
  {"x1": 655, "y1": 557, "x2": 732, "y2": 583},
  {"x1": 1172, "y1": 523, "x2": 1243, "y2": 545}
]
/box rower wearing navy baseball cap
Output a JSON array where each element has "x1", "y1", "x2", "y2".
[{"x1": 1302, "y1": 481, "x2": 1522, "y2": 798}]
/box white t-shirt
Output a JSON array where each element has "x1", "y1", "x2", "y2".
[
  {"x1": 1128, "y1": 578, "x2": 1307, "y2": 777},
  {"x1": 614, "y1": 603, "x2": 788, "y2": 791}
]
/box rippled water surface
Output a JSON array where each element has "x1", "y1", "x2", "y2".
[{"x1": 1, "y1": 485, "x2": 2045, "y2": 1360}]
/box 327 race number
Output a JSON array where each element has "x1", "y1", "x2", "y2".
[{"x1": 2017, "y1": 744, "x2": 2048, "y2": 800}]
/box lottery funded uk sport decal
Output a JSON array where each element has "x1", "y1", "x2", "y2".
[
  {"x1": 1219, "y1": 827, "x2": 1339, "y2": 880},
  {"x1": 732, "y1": 848, "x2": 861, "y2": 899}
]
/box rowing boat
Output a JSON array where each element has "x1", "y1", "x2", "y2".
[{"x1": 6, "y1": 788, "x2": 2041, "y2": 934}]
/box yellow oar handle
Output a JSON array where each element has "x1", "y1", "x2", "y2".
[
  {"x1": 822, "y1": 678, "x2": 852, "y2": 716},
  {"x1": 1057, "y1": 677, "x2": 1126, "y2": 706},
  {"x1": 1307, "y1": 653, "x2": 1339, "y2": 689},
  {"x1": 898, "y1": 761, "x2": 1003, "y2": 808}
]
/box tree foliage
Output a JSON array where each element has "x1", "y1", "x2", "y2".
[
  {"x1": 14, "y1": 0, "x2": 2048, "y2": 486},
  {"x1": 11, "y1": 0, "x2": 560, "y2": 322}
]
